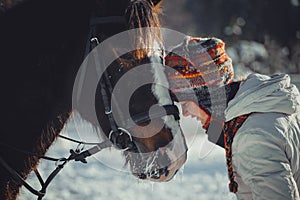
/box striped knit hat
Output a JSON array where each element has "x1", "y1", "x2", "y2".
[{"x1": 165, "y1": 36, "x2": 234, "y2": 119}]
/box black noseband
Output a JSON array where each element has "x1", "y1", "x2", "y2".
[
  {"x1": 107, "y1": 104, "x2": 180, "y2": 150},
  {"x1": 130, "y1": 104, "x2": 180, "y2": 126}
]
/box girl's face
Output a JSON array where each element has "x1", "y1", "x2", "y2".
[{"x1": 180, "y1": 101, "x2": 210, "y2": 125}]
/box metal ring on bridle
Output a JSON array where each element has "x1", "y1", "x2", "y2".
[
  {"x1": 105, "y1": 109, "x2": 112, "y2": 115},
  {"x1": 90, "y1": 37, "x2": 99, "y2": 44},
  {"x1": 108, "y1": 127, "x2": 133, "y2": 151},
  {"x1": 108, "y1": 127, "x2": 133, "y2": 142}
]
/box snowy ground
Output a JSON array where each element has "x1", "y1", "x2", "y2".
[
  {"x1": 19, "y1": 111, "x2": 237, "y2": 200},
  {"x1": 18, "y1": 75, "x2": 300, "y2": 200}
]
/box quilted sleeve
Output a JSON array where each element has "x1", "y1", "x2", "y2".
[{"x1": 233, "y1": 130, "x2": 299, "y2": 200}]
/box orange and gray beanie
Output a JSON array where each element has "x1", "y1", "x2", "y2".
[{"x1": 165, "y1": 36, "x2": 235, "y2": 119}]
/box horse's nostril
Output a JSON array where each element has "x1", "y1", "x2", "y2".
[
  {"x1": 165, "y1": 168, "x2": 170, "y2": 177},
  {"x1": 138, "y1": 173, "x2": 147, "y2": 180},
  {"x1": 158, "y1": 167, "x2": 168, "y2": 176}
]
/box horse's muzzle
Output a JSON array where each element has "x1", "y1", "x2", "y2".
[{"x1": 131, "y1": 147, "x2": 187, "y2": 182}]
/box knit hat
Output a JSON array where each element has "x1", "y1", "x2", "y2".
[{"x1": 165, "y1": 36, "x2": 234, "y2": 119}]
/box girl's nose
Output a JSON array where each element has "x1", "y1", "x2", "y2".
[
  {"x1": 182, "y1": 109, "x2": 190, "y2": 117},
  {"x1": 180, "y1": 102, "x2": 189, "y2": 117}
]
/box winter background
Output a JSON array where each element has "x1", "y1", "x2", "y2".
[
  {"x1": 20, "y1": 111, "x2": 238, "y2": 200},
  {"x1": 17, "y1": 0, "x2": 300, "y2": 199},
  {"x1": 19, "y1": 74, "x2": 300, "y2": 200}
]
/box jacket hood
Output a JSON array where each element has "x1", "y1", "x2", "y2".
[{"x1": 225, "y1": 73, "x2": 300, "y2": 121}]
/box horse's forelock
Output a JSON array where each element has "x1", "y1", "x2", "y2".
[{"x1": 125, "y1": 0, "x2": 163, "y2": 60}]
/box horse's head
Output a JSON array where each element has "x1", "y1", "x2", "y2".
[
  {"x1": 110, "y1": 50, "x2": 188, "y2": 181},
  {"x1": 89, "y1": 0, "x2": 188, "y2": 181},
  {"x1": 97, "y1": 49, "x2": 188, "y2": 181},
  {"x1": 73, "y1": 0, "x2": 187, "y2": 182}
]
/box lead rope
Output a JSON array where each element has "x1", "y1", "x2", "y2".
[
  {"x1": 223, "y1": 114, "x2": 250, "y2": 193},
  {"x1": 0, "y1": 136, "x2": 112, "y2": 200}
]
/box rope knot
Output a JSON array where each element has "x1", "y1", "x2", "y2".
[{"x1": 69, "y1": 149, "x2": 88, "y2": 164}]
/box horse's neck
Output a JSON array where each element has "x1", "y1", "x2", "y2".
[{"x1": 0, "y1": 2, "x2": 94, "y2": 199}]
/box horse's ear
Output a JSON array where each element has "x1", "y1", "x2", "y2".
[
  {"x1": 150, "y1": 0, "x2": 163, "y2": 13},
  {"x1": 151, "y1": 0, "x2": 163, "y2": 7}
]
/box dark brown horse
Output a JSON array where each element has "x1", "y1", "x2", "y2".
[{"x1": 0, "y1": 0, "x2": 187, "y2": 199}]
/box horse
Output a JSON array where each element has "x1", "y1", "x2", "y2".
[{"x1": 0, "y1": 0, "x2": 188, "y2": 199}]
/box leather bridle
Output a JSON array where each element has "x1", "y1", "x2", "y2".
[
  {"x1": 0, "y1": 12, "x2": 180, "y2": 200},
  {"x1": 87, "y1": 15, "x2": 180, "y2": 151}
]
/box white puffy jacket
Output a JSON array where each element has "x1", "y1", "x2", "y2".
[{"x1": 225, "y1": 73, "x2": 300, "y2": 200}]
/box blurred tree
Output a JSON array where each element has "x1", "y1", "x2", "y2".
[
  {"x1": 163, "y1": 0, "x2": 300, "y2": 74},
  {"x1": 184, "y1": 0, "x2": 300, "y2": 46},
  {"x1": 2, "y1": 0, "x2": 299, "y2": 73}
]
